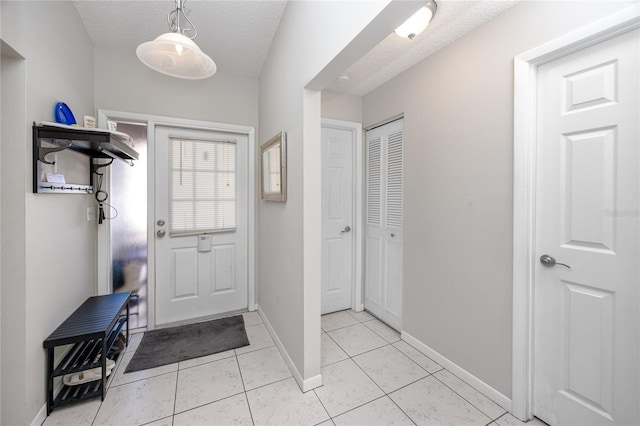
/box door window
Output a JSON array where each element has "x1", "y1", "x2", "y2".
[{"x1": 170, "y1": 138, "x2": 237, "y2": 235}]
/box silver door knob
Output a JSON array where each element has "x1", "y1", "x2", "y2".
[
  {"x1": 157, "y1": 219, "x2": 165, "y2": 227},
  {"x1": 341, "y1": 226, "x2": 351, "y2": 233},
  {"x1": 157, "y1": 229, "x2": 166, "y2": 238},
  {"x1": 540, "y1": 254, "x2": 570, "y2": 269}
]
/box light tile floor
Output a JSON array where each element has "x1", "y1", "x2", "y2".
[{"x1": 43, "y1": 310, "x2": 548, "y2": 426}]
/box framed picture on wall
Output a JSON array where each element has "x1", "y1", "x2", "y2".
[{"x1": 260, "y1": 131, "x2": 287, "y2": 201}]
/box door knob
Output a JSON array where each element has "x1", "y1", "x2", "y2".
[
  {"x1": 540, "y1": 254, "x2": 570, "y2": 269},
  {"x1": 341, "y1": 226, "x2": 351, "y2": 233},
  {"x1": 157, "y1": 229, "x2": 166, "y2": 238},
  {"x1": 157, "y1": 219, "x2": 165, "y2": 227}
]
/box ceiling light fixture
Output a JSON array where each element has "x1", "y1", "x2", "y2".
[
  {"x1": 394, "y1": 0, "x2": 438, "y2": 40},
  {"x1": 136, "y1": 0, "x2": 216, "y2": 80}
]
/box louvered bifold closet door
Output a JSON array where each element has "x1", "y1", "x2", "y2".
[{"x1": 365, "y1": 118, "x2": 404, "y2": 331}]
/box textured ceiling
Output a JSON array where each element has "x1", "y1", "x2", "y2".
[
  {"x1": 73, "y1": 0, "x2": 288, "y2": 77},
  {"x1": 74, "y1": 0, "x2": 517, "y2": 94},
  {"x1": 327, "y1": 0, "x2": 519, "y2": 96}
]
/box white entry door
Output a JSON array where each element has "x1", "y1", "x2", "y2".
[
  {"x1": 365, "y1": 119, "x2": 403, "y2": 331},
  {"x1": 154, "y1": 125, "x2": 248, "y2": 325},
  {"x1": 321, "y1": 125, "x2": 354, "y2": 314},
  {"x1": 534, "y1": 29, "x2": 639, "y2": 426}
]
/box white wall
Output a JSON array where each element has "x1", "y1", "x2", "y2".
[
  {"x1": 1, "y1": 41, "x2": 27, "y2": 426},
  {"x1": 321, "y1": 90, "x2": 363, "y2": 123},
  {"x1": 362, "y1": 0, "x2": 636, "y2": 398},
  {"x1": 258, "y1": 0, "x2": 393, "y2": 384},
  {"x1": 1, "y1": 1, "x2": 96, "y2": 423},
  {"x1": 95, "y1": 48, "x2": 259, "y2": 128},
  {"x1": 0, "y1": 9, "x2": 3, "y2": 420},
  {"x1": 0, "y1": 6, "x2": 4, "y2": 418}
]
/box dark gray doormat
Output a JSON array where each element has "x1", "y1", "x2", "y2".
[{"x1": 125, "y1": 315, "x2": 249, "y2": 373}]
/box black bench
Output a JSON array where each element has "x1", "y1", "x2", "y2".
[{"x1": 43, "y1": 292, "x2": 131, "y2": 415}]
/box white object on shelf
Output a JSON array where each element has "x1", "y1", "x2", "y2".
[
  {"x1": 39, "y1": 121, "x2": 132, "y2": 143},
  {"x1": 46, "y1": 173, "x2": 65, "y2": 184}
]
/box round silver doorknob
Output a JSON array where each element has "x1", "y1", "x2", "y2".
[
  {"x1": 157, "y1": 229, "x2": 166, "y2": 238},
  {"x1": 540, "y1": 254, "x2": 571, "y2": 269},
  {"x1": 341, "y1": 226, "x2": 351, "y2": 233},
  {"x1": 157, "y1": 219, "x2": 165, "y2": 227}
]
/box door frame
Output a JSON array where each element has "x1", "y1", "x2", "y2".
[
  {"x1": 321, "y1": 118, "x2": 364, "y2": 311},
  {"x1": 511, "y1": 5, "x2": 640, "y2": 421},
  {"x1": 97, "y1": 110, "x2": 256, "y2": 330}
]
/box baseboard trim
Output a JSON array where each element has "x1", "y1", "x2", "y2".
[
  {"x1": 401, "y1": 331, "x2": 511, "y2": 411},
  {"x1": 30, "y1": 403, "x2": 47, "y2": 426},
  {"x1": 256, "y1": 305, "x2": 322, "y2": 392}
]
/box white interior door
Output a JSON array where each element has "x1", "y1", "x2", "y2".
[
  {"x1": 154, "y1": 125, "x2": 248, "y2": 325},
  {"x1": 321, "y1": 125, "x2": 354, "y2": 314},
  {"x1": 534, "y1": 29, "x2": 639, "y2": 426},
  {"x1": 365, "y1": 119, "x2": 403, "y2": 331}
]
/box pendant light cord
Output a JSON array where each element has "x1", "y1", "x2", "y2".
[{"x1": 168, "y1": 0, "x2": 198, "y2": 39}]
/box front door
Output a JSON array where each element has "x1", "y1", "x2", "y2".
[
  {"x1": 154, "y1": 125, "x2": 248, "y2": 325},
  {"x1": 321, "y1": 124, "x2": 354, "y2": 314},
  {"x1": 534, "y1": 29, "x2": 639, "y2": 426}
]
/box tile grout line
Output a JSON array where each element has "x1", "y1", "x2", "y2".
[
  {"x1": 172, "y1": 390, "x2": 246, "y2": 417},
  {"x1": 90, "y1": 349, "x2": 134, "y2": 426},
  {"x1": 324, "y1": 329, "x2": 387, "y2": 359},
  {"x1": 311, "y1": 388, "x2": 332, "y2": 424},
  {"x1": 322, "y1": 311, "x2": 439, "y2": 425},
  {"x1": 109, "y1": 368, "x2": 178, "y2": 389},
  {"x1": 244, "y1": 374, "x2": 292, "y2": 394},
  {"x1": 431, "y1": 372, "x2": 505, "y2": 422},
  {"x1": 233, "y1": 353, "x2": 256, "y2": 426},
  {"x1": 328, "y1": 394, "x2": 389, "y2": 423},
  {"x1": 360, "y1": 320, "x2": 401, "y2": 343},
  {"x1": 171, "y1": 368, "x2": 180, "y2": 421},
  {"x1": 234, "y1": 342, "x2": 276, "y2": 357},
  {"x1": 348, "y1": 344, "x2": 426, "y2": 425},
  {"x1": 341, "y1": 311, "x2": 501, "y2": 424}
]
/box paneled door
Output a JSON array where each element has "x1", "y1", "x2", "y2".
[
  {"x1": 365, "y1": 119, "x2": 403, "y2": 331},
  {"x1": 321, "y1": 124, "x2": 354, "y2": 314},
  {"x1": 534, "y1": 29, "x2": 639, "y2": 426},
  {"x1": 154, "y1": 126, "x2": 248, "y2": 325}
]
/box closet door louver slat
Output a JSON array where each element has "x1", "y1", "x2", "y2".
[
  {"x1": 367, "y1": 137, "x2": 382, "y2": 226},
  {"x1": 386, "y1": 130, "x2": 403, "y2": 229}
]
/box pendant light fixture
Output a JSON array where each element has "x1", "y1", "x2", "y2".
[
  {"x1": 394, "y1": 0, "x2": 438, "y2": 40},
  {"x1": 136, "y1": 0, "x2": 216, "y2": 80}
]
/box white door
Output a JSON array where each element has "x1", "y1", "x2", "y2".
[
  {"x1": 321, "y1": 125, "x2": 354, "y2": 314},
  {"x1": 365, "y1": 119, "x2": 403, "y2": 331},
  {"x1": 154, "y1": 126, "x2": 248, "y2": 325},
  {"x1": 534, "y1": 29, "x2": 639, "y2": 426}
]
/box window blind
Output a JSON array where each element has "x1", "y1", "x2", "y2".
[{"x1": 170, "y1": 138, "x2": 237, "y2": 234}]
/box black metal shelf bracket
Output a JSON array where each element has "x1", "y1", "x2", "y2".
[{"x1": 39, "y1": 140, "x2": 73, "y2": 164}]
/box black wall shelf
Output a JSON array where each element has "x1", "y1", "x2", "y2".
[{"x1": 32, "y1": 123, "x2": 139, "y2": 194}]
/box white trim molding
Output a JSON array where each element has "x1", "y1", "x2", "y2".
[
  {"x1": 402, "y1": 331, "x2": 511, "y2": 411},
  {"x1": 30, "y1": 404, "x2": 47, "y2": 426},
  {"x1": 511, "y1": 4, "x2": 640, "y2": 421},
  {"x1": 321, "y1": 118, "x2": 364, "y2": 312},
  {"x1": 257, "y1": 305, "x2": 323, "y2": 392}
]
